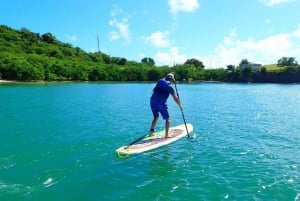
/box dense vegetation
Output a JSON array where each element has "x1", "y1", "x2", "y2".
[{"x1": 0, "y1": 25, "x2": 299, "y2": 83}]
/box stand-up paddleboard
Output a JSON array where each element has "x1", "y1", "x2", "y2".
[{"x1": 116, "y1": 124, "x2": 193, "y2": 156}]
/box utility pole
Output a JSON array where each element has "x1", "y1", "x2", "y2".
[{"x1": 97, "y1": 34, "x2": 100, "y2": 53}]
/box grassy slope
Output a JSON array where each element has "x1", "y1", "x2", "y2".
[{"x1": 264, "y1": 64, "x2": 285, "y2": 72}]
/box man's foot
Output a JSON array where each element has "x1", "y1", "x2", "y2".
[{"x1": 149, "y1": 128, "x2": 155, "y2": 137}]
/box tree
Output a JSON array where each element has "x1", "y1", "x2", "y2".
[
  {"x1": 102, "y1": 53, "x2": 111, "y2": 64},
  {"x1": 260, "y1": 66, "x2": 267, "y2": 74},
  {"x1": 227, "y1": 65, "x2": 235, "y2": 71},
  {"x1": 288, "y1": 57, "x2": 297, "y2": 66},
  {"x1": 41, "y1": 33, "x2": 57, "y2": 44},
  {"x1": 278, "y1": 57, "x2": 297, "y2": 67},
  {"x1": 242, "y1": 66, "x2": 252, "y2": 77},
  {"x1": 117, "y1": 57, "x2": 127, "y2": 65},
  {"x1": 110, "y1": 57, "x2": 127, "y2": 65},
  {"x1": 184, "y1": 58, "x2": 204, "y2": 68},
  {"x1": 141, "y1": 57, "x2": 155, "y2": 66},
  {"x1": 174, "y1": 65, "x2": 189, "y2": 80},
  {"x1": 20, "y1": 28, "x2": 40, "y2": 43},
  {"x1": 148, "y1": 68, "x2": 160, "y2": 81},
  {"x1": 239, "y1": 59, "x2": 250, "y2": 66}
]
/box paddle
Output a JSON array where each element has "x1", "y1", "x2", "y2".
[{"x1": 173, "y1": 79, "x2": 190, "y2": 138}]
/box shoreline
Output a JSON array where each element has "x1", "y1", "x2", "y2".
[
  {"x1": 0, "y1": 79, "x2": 299, "y2": 84},
  {"x1": 0, "y1": 80, "x2": 15, "y2": 83}
]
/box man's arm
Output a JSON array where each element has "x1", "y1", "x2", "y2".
[{"x1": 172, "y1": 94, "x2": 183, "y2": 110}]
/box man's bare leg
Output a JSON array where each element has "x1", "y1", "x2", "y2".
[
  {"x1": 150, "y1": 117, "x2": 159, "y2": 136},
  {"x1": 165, "y1": 118, "x2": 170, "y2": 138}
]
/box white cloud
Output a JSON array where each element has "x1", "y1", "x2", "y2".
[
  {"x1": 260, "y1": 0, "x2": 295, "y2": 6},
  {"x1": 223, "y1": 28, "x2": 237, "y2": 46},
  {"x1": 168, "y1": 0, "x2": 199, "y2": 14},
  {"x1": 149, "y1": 25, "x2": 300, "y2": 68},
  {"x1": 108, "y1": 7, "x2": 130, "y2": 43},
  {"x1": 154, "y1": 46, "x2": 187, "y2": 66},
  {"x1": 144, "y1": 31, "x2": 172, "y2": 48},
  {"x1": 293, "y1": 24, "x2": 300, "y2": 38},
  {"x1": 255, "y1": 34, "x2": 291, "y2": 58},
  {"x1": 202, "y1": 26, "x2": 300, "y2": 68}
]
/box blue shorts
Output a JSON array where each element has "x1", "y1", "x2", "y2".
[{"x1": 150, "y1": 99, "x2": 169, "y2": 120}]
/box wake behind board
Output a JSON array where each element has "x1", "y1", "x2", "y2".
[{"x1": 116, "y1": 124, "x2": 193, "y2": 155}]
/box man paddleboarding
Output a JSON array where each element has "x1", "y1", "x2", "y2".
[{"x1": 149, "y1": 73, "x2": 183, "y2": 138}]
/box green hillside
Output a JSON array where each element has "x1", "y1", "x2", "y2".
[
  {"x1": 0, "y1": 25, "x2": 209, "y2": 81},
  {"x1": 0, "y1": 25, "x2": 299, "y2": 83}
]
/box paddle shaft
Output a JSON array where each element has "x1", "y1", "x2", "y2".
[
  {"x1": 126, "y1": 134, "x2": 148, "y2": 148},
  {"x1": 173, "y1": 80, "x2": 190, "y2": 138}
]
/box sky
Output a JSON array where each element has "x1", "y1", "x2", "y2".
[{"x1": 1, "y1": 0, "x2": 300, "y2": 68}]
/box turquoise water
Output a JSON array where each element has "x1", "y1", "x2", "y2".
[{"x1": 0, "y1": 82, "x2": 299, "y2": 201}]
